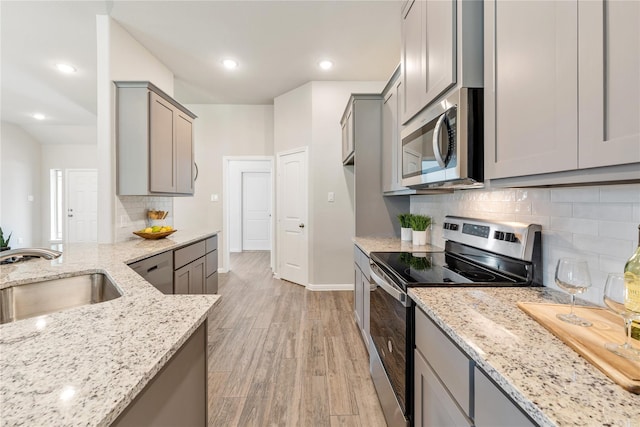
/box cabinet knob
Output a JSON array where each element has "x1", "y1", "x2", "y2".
[{"x1": 299, "y1": 223, "x2": 305, "y2": 229}]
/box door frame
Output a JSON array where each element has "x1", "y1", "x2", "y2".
[
  {"x1": 222, "y1": 156, "x2": 275, "y2": 273},
  {"x1": 64, "y1": 168, "x2": 98, "y2": 243}
]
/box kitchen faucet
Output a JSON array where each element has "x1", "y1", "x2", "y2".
[{"x1": 0, "y1": 248, "x2": 62, "y2": 262}]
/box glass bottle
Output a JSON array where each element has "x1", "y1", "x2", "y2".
[{"x1": 624, "y1": 224, "x2": 640, "y2": 340}]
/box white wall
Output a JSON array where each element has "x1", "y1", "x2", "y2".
[
  {"x1": 96, "y1": 15, "x2": 175, "y2": 243},
  {"x1": 410, "y1": 183, "x2": 640, "y2": 305},
  {"x1": 0, "y1": 122, "x2": 42, "y2": 247},
  {"x1": 173, "y1": 104, "x2": 275, "y2": 271},
  {"x1": 40, "y1": 144, "x2": 98, "y2": 244},
  {"x1": 273, "y1": 81, "x2": 384, "y2": 287}
]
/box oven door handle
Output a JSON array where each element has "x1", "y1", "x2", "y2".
[{"x1": 370, "y1": 263, "x2": 411, "y2": 307}]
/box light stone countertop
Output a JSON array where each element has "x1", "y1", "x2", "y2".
[
  {"x1": 353, "y1": 236, "x2": 443, "y2": 256},
  {"x1": 0, "y1": 230, "x2": 221, "y2": 427},
  {"x1": 409, "y1": 287, "x2": 640, "y2": 427}
]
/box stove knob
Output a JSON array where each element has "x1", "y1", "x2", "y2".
[
  {"x1": 444, "y1": 223, "x2": 450, "y2": 230},
  {"x1": 494, "y1": 231, "x2": 504, "y2": 240},
  {"x1": 450, "y1": 224, "x2": 459, "y2": 231},
  {"x1": 504, "y1": 232, "x2": 516, "y2": 242}
]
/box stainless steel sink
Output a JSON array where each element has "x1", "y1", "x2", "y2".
[{"x1": 0, "y1": 273, "x2": 122, "y2": 324}]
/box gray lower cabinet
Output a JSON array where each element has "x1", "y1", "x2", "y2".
[
  {"x1": 414, "y1": 306, "x2": 536, "y2": 426},
  {"x1": 174, "y1": 256, "x2": 206, "y2": 295},
  {"x1": 353, "y1": 245, "x2": 371, "y2": 352},
  {"x1": 174, "y1": 235, "x2": 218, "y2": 295},
  {"x1": 112, "y1": 322, "x2": 207, "y2": 426},
  {"x1": 474, "y1": 367, "x2": 535, "y2": 427},
  {"x1": 204, "y1": 235, "x2": 218, "y2": 294},
  {"x1": 128, "y1": 251, "x2": 173, "y2": 294}
]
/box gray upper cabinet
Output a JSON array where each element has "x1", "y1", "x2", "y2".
[
  {"x1": 341, "y1": 102, "x2": 355, "y2": 165},
  {"x1": 382, "y1": 66, "x2": 413, "y2": 195},
  {"x1": 578, "y1": 0, "x2": 640, "y2": 169},
  {"x1": 484, "y1": 1, "x2": 578, "y2": 179},
  {"x1": 116, "y1": 81, "x2": 197, "y2": 196},
  {"x1": 485, "y1": 0, "x2": 639, "y2": 185},
  {"x1": 401, "y1": 0, "x2": 457, "y2": 124}
]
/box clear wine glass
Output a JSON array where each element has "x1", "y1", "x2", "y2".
[
  {"x1": 602, "y1": 273, "x2": 640, "y2": 361},
  {"x1": 555, "y1": 258, "x2": 592, "y2": 326}
]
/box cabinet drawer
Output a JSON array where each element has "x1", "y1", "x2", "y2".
[
  {"x1": 205, "y1": 272, "x2": 218, "y2": 294},
  {"x1": 206, "y1": 250, "x2": 218, "y2": 277},
  {"x1": 205, "y1": 235, "x2": 218, "y2": 253},
  {"x1": 354, "y1": 245, "x2": 370, "y2": 280},
  {"x1": 174, "y1": 241, "x2": 206, "y2": 270},
  {"x1": 415, "y1": 307, "x2": 472, "y2": 415}
]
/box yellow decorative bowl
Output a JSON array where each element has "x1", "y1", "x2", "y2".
[{"x1": 132, "y1": 230, "x2": 177, "y2": 240}]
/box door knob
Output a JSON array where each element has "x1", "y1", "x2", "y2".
[{"x1": 299, "y1": 223, "x2": 305, "y2": 228}]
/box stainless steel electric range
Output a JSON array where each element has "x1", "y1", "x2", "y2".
[{"x1": 368, "y1": 215, "x2": 542, "y2": 427}]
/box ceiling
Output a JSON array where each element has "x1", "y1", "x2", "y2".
[{"x1": 0, "y1": 0, "x2": 402, "y2": 145}]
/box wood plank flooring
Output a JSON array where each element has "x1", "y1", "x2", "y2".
[{"x1": 207, "y1": 251, "x2": 387, "y2": 427}]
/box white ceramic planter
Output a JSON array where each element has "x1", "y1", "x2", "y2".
[
  {"x1": 401, "y1": 227, "x2": 413, "y2": 241},
  {"x1": 412, "y1": 230, "x2": 427, "y2": 246}
]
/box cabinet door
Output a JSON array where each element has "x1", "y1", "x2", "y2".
[
  {"x1": 342, "y1": 107, "x2": 354, "y2": 165},
  {"x1": 414, "y1": 350, "x2": 473, "y2": 427},
  {"x1": 362, "y1": 268, "x2": 370, "y2": 351},
  {"x1": 175, "y1": 111, "x2": 194, "y2": 194},
  {"x1": 485, "y1": 0, "x2": 578, "y2": 179},
  {"x1": 382, "y1": 89, "x2": 395, "y2": 192},
  {"x1": 174, "y1": 257, "x2": 205, "y2": 295},
  {"x1": 402, "y1": 0, "x2": 424, "y2": 122},
  {"x1": 354, "y1": 264, "x2": 363, "y2": 328},
  {"x1": 149, "y1": 91, "x2": 176, "y2": 193},
  {"x1": 474, "y1": 368, "x2": 535, "y2": 427},
  {"x1": 424, "y1": 0, "x2": 455, "y2": 104},
  {"x1": 578, "y1": 0, "x2": 640, "y2": 168},
  {"x1": 205, "y1": 272, "x2": 218, "y2": 294}
]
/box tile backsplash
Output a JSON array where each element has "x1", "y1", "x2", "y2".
[
  {"x1": 410, "y1": 183, "x2": 640, "y2": 305},
  {"x1": 115, "y1": 196, "x2": 174, "y2": 242}
]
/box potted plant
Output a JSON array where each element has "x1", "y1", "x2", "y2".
[
  {"x1": 398, "y1": 213, "x2": 413, "y2": 241},
  {"x1": 0, "y1": 227, "x2": 12, "y2": 251},
  {"x1": 410, "y1": 214, "x2": 432, "y2": 246}
]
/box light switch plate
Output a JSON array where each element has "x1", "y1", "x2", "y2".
[{"x1": 328, "y1": 192, "x2": 335, "y2": 202}]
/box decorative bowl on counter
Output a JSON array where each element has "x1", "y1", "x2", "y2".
[{"x1": 132, "y1": 229, "x2": 177, "y2": 240}]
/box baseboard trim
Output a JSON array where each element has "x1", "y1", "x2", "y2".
[
  {"x1": 218, "y1": 267, "x2": 229, "y2": 274},
  {"x1": 306, "y1": 283, "x2": 354, "y2": 291}
]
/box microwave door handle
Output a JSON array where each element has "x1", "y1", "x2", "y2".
[
  {"x1": 432, "y1": 113, "x2": 448, "y2": 168},
  {"x1": 370, "y1": 265, "x2": 410, "y2": 307}
]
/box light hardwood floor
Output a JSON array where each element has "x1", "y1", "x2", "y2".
[{"x1": 207, "y1": 251, "x2": 387, "y2": 427}]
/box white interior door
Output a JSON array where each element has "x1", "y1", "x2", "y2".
[
  {"x1": 276, "y1": 148, "x2": 308, "y2": 286},
  {"x1": 66, "y1": 169, "x2": 98, "y2": 243},
  {"x1": 242, "y1": 171, "x2": 271, "y2": 250}
]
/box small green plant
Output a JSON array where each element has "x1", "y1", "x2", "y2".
[
  {"x1": 398, "y1": 213, "x2": 412, "y2": 228},
  {"x1": 400, "y1": 252, "x2": 433, "y2": 270},
  {"x1": 0, "y1": 227, "x2": 12, "y2": 248},
  {"x1": 410, "y1": 214, "x2": 432, "y2": 231}
]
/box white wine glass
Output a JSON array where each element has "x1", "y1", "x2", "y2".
[
  {"x1": 555, "y1": 258, "x2": 592, "y2": 326},
  {"x1": 602, "y1": 273, "x2": 640, "y2": 361}
]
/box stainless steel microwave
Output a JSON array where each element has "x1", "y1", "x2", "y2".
[{"x1": 401, "y1": 88, "x2": 483, "y2": 189}]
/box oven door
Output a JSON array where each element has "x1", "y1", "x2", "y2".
[{"x1": 369, "y1": 263, "x2": 411, "y2": 427}]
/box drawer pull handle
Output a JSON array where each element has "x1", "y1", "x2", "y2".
[{"x1": 147, "y1": 265, "x2": 158, "y2": 273}]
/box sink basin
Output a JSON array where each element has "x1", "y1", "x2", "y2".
[{"x1": 0, "y1": 273, "x2": 122, "y2": 324}]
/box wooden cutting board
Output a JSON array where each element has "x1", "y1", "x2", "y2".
[{"x1": 517, "y1": 302, "x2": 640, "y2": 394}]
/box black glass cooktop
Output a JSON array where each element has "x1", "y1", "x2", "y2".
[{"x1": 370, "y1": 250, "x2": 526, "y2": 291}]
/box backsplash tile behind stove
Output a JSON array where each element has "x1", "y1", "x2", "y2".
[
  {"x1": 410, "y1": 183, "x2": 640, "y2": 305},
  {"x1": 115, "y1": 196, "x2": 174, "y2": 242}
]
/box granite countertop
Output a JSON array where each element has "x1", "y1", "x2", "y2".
[
  {"x1": 353, "y1": 236, "x2": 442, "y2": 256},
  {"x1": 0, "y1": 230, "x2": 221, "y2": 426},
  {"x1": 409, "y1": 287, "x2": 640, "y2": 427}
]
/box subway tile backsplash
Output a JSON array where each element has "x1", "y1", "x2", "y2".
[
  {"x1": 115, "y1": 196, "x2": 174, "y2": 242},
  {"x1": 410, "y1": 183, "x2": 640, "y2": 305}
]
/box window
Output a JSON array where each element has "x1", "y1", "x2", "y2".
[{"x1": 50, "y1": 169, "x2": 63, "y2": 242}]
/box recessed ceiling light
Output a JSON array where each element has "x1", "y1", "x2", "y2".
[
  {"x1": 55, "y1": 63, "x2": 77, "y2": 74},
  {"x1": 319, "y1": 60, "x2": 333, "y2": 70},
  {"x1": 33, "y1": 113, "x2": 46, "y2": 120},
  {"x1": 222, "y1": 59, "x2": 238, "y2": 70}
]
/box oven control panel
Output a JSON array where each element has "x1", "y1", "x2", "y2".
[{"x1": 442, "y1": 216, "x2": 541, "y2": 261}]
